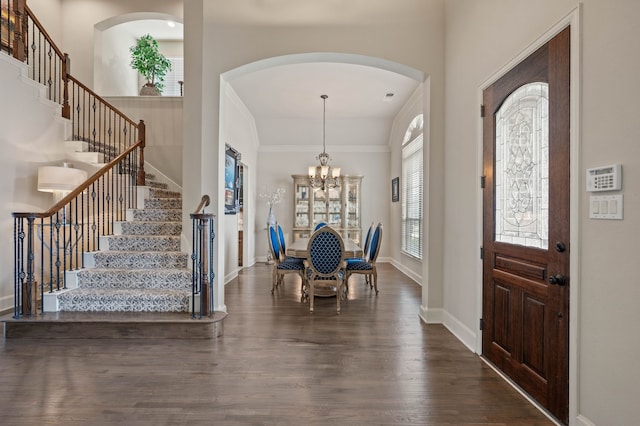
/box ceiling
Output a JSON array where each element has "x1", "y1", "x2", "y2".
[
  {"x1": 119, "y1": 17, "x2": 422, "y2": 147},
  {"x1": 227, "y1": 62, "x2": 421, "y2": 145}
]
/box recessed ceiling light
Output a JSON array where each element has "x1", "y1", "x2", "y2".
[
  {"x1": 383, "y1": 93, "x2": 394, "y2": 102},
  {"x1": 167, "y1": 21, "x2": 176, "y2": 28}
]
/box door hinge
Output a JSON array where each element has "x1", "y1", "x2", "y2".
[
  {"x1": 480, "y1": 176, "x2": 486, "y2": 189},
  {"x1": 479, "y1": 318, "x2": 484, "y2": 330},
  {"x1": 480, "y1": 104, "x2": 485, "y2": 118},
  {"x1": 480, "y1": 247, "x2": 484, "y2": 260}
]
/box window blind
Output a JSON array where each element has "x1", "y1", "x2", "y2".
[
  {"x1": 162, "y1": 57, "x2": 184, "y2": 96},
  {"x1": 401, "y1": 134, "x2": 423, "y2": 259}
]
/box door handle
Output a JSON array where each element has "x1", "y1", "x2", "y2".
[{"x1": 548, "y1": 274, "x2": 567, "y2": 286}]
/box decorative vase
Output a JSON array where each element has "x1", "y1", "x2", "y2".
[
  {"x1": 267, "y1": 206, "x2": 276, "y2": 227},
  {"x1": 139, "y1": 83, "x2": 161, "y2": 96}
]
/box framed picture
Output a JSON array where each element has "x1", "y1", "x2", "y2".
[
  {"x1": 391, "y1": 177, "x2": 399, "y2": 202},
  {"x1": 225, "y1": 145, "x2": 240, "y2": 214}
]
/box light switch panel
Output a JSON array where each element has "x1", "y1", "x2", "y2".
[{"x1": 589, "y1": 194, "x2": 623, "y2": 220}]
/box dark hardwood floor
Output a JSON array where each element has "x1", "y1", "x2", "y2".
[{"x1": 0, "y1": 263, "x2": 554, "y2": 425}]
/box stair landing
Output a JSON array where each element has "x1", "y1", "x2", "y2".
[{"x1": 2, "y1": 311, "x2": 226, "y2": 339}]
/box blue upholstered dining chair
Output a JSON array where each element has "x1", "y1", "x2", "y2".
[
  {"x1": 268, "y1": 225, "x2": 305, "y2": 294},
  {"x1": 277, "y1": 223, "x2": 287, "y2": 258},
  {"x1": 314, "y1": 221, "x2": 327, "y2": 231},
  {"x1": 345, "y1": 222, "x2": 374, "y2": 289},
  {"x1": 345, "y1": 223, "x2": 382, "y2": 294},
  {"x1": 304, "y1": 225, "x2": 347, "y2": 314},
  {"x1": 347, "y1": 221, "x2": 374, "y2": 265}
]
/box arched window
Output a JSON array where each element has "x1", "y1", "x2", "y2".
[{"x1": 401, "y1": 114, "x2": 423, "y2": 259}]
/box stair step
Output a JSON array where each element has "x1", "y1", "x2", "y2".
[
  {"x1": 64, "y1": 140, "x2": 89, "y2": 152},
  {"x1": 75, "y1": 268, "x2": 191, "y2": 289},
  {"x1": 103, "y1": 235, "x2": 180, "y2": 252},
  {"x1": 2, "y1": 311, "x2": 226, "y2": 339},
  {"x1": 144, "y1": 198, "x2": 182, "y2": 209},
  {"x1": 147, "y1": 181, "x2": 169, "y2": 190},
  {"x1": 57, "y1": 288, "x2": 191, "y2": 312},
  {"x1": 133, "y1": 208, "x2": 182, "y2": 222},
  {"x1": 117, "y1": 221, "x2": 182, "y2": 236},
  {"x1": 90, "y1": 251, "x2": 188, "y2": 269},
  {"x1": 70, "y1": 151, "x2": 104, "y2": 164},
  {"x1": 150, "y1": 188, "x2": 181, "y2": 198}
]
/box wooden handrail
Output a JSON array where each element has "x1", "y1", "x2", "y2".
[
  {"x1": 12, "y1": 137, "x2": 144, "y2": 219},
  {"x1": 192, "y1": 195, "x2": 211, "y2": 215},
  {"x1": 66, "y1": 75, "x2": 140, "y2": 128}
]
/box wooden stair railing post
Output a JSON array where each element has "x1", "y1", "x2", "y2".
[
  {"x1": 11, "y1": 0, "x2": 26, "y2": 62},
  {"x1": 200, "y1": 218, "x2": 210, "y2": 316},
  {"x1": 61, "y1": 53, "x2": 70, "y2": 119},
  {"x1": 137, "y1": 120, "x2": 146, "y2": 186},
  {"x1": 190, "y1": 196, "x2": 215, "y2": 318},
  {"x1": 14, "y1": 216, "x2": 37, "y2": 318}
]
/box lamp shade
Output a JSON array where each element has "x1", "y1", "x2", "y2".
[{"x1": 37, "y1": 166, "x2": 88, "y2": 193}]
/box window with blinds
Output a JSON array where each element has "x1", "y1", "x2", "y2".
[
  {"x1": 401, "y1": 116, "x2": 423, "y2": 259},
  {"x1": 162, "y1": 57, "x2": 184, "y2": 96}
]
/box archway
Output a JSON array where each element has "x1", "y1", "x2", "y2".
[
  {"x1": 216, "y1": 53, "x2": 429, "y2": 312},
  {"x1": 93, "y1": 12, "x2": 183, "y2": 96}
]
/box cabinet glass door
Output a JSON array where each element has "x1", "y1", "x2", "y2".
[
  {"x1": 345, "y1": 180, "x2": 360, "y2": 228},
  {"x1": 312, "y1": 188, "x2": 327, "y2": 228},
  {"x1": 294, "y1": 182, "x2": 310, "y2": 227},
  {"x1": 327, "y1": 187, "x2": 341, "y2": 226}
]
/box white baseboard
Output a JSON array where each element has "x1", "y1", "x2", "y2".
[
  {"x1": 418, "y1": 306, "x2": 476, "y2": 353},
  {"x1": 575, "y1": 414, "x2": 597, "y2": 426},
  {"x1": 0, "y1": 294, "x2": 14, "y2": 314},
  {"x1": 224, "y1": 269, "x2": 239, "y2": 285},
  {"x1": 388, "y1": 258, "x2": 422, "y2": 285},
  {"x1": 441, "y1": 309, "x2": 477, "y2": 353},
  {"x1": 419, "y1": 305, "x2": 442, "y2": 323}
]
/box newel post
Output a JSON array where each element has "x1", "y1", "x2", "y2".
[
  {"x1": 12, "y1": 0, "x2": 26, "y2": 62},
  {"x1": 61, "y1": 53, "x2": 71, "y2": 119},
  {"x1": 137, "y1": 120, "x2": 146, "y2": 186}
]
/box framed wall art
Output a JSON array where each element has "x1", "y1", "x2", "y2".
[
  {"x1": 392, "y1": 177, "x2": 399, "y2": 202},
  {"x1": 225, "y1": 145, "x2": 240, "y2": 214}
]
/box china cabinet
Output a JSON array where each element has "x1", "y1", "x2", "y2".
[{"x1": 291, "y1": 174, "x2": 363, "y2": 243}]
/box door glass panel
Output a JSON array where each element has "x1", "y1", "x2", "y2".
[{"x1": 495, "y1": 82, "x2": 549, "y2": 249}]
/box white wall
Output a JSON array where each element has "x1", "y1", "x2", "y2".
[
  {"x1": 0, "y1": 55, "x2": 71, "y2": 310},
  {"x1": 221, "y1": 84, "x2": 259, "y2": 280},
  {"x1": 27, "y1": 0, "x2": 63, "y2": 43},
  {"x1": 445, "y1": 0, "x2": 639, "y2": 424},
  {"x1": 104, "y1": 96, "x2": 183, "y2": 185},
  {"x1": 97, "y1": 27, "x2": 138, "y2": 96}
]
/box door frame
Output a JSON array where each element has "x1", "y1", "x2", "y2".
[{"x1": 475, "y1": 6, "x2": 581, "y2": 423}]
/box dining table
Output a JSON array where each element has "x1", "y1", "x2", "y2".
[
  {"x1": 286, "y1": 237, "x2": 363, "y2": 260},
  {"x1": 286, "y1": 236, "x2": 363, "y2": 297}
]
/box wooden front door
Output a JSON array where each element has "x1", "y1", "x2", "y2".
[{"x1": 482, "y1": 27, "x2": 570, "y2": 424}]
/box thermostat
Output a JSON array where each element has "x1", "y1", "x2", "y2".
[{"x1": 586, "y1": 164, "x2": 622, "y2": 192}]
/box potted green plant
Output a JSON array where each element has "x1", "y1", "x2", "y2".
[{"x1": 129, "y1": 34, "x2": 172, "y2": 95}]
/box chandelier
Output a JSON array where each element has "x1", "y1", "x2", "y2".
[{"x1": 308, "y1": 94, "x2": 341, "y2": 191}]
